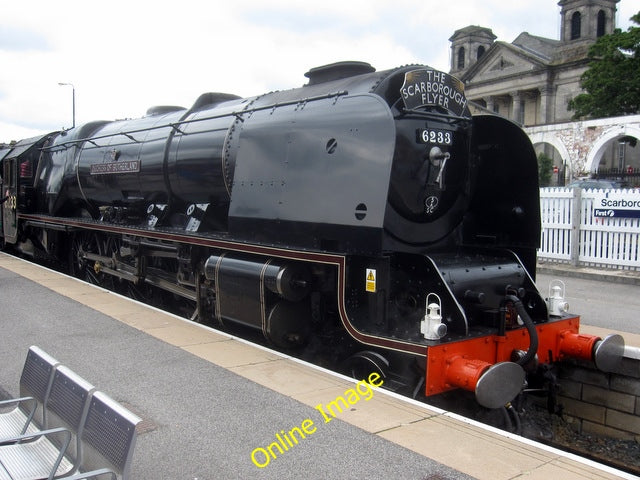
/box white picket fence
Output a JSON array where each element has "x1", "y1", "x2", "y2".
[{"x1": 539, "y1": 188, "x2": 640, "y2": 270}]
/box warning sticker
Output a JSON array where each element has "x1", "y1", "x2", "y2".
[{"x1": 365, "y1": 269, "x2": 376, "y2": 293}]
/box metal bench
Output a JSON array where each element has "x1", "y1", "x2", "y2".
[
  {"x1": 0, "y1": 358, "x2": 141, "y2": 480},
  {"x1": 0, "y1": 364, "x2": 95, "y2": 479},
  {"x1": 0, "y1": 346, "x2": 59, "y2": 442},
  {"x1": 62, "y1": 391, "x2": 141, "y2": 480}
]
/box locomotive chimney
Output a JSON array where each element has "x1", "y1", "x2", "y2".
[{"x1": 304, "y1": 61, "x2": 375, "y2": 86}]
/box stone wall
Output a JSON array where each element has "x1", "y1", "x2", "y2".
[
  {"x1": 556, "y1": 347, "x2": 640, "y2": 440},
  {"x1": 526, "y1": 114, "x2": 640, "y2": 176}
]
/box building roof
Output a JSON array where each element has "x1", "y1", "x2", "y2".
[
  {"x1": 460, "y1": 39, "x2": 551, "y2": 83},
  {"x1": 459, "y1": 29, "x2": 591, "y2": 83},
  {"x1": 449, "y1": 26, "x2": 497, "y2": 42},
  {"x1": 511, "y1": 32, "x2": 561, "y2": 62}
]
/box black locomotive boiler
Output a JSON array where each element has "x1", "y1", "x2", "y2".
[{"x1": 0, "y1": 62, "x2": 624, "y2": 409}]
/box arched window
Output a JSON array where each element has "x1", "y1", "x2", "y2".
[
  {"x1": 457, "y1": 47, "x2": 465, "y2": 69},
  {"x1": 597, "y1": 10, "x2": 606, "y2": 37},
  {"x1": 477, "y1": 46, "x2": 486, "y2": 60},
  {"x1": 571, "y1": 11, "x2": 581, "y2": 40}
]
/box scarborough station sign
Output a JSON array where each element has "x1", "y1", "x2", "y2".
[{"x1": 593, "y1": 191, "x2": 640, "y2": 218}]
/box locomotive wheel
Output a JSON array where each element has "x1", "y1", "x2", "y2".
[
  {"x1": 344, "y1": 351, "x2": 389, "y2": 382},
  {"x1": 69, "y1": 232, "x2": 91, "y2": 279},
  {"x1": 126, "y1": 281, "x2": 161, "y2": 306},
  {"x1": 68, "y1": 232, "x2": 114, "y2": 288},
  {"x1": 126, "y1": 255, "x2": 168, "y2": 307},
  {"x1": 98, "y1": 235, "x2": 120, "y2": 291}
]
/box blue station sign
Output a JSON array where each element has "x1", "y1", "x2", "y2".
[{"x1": 593, "y1": 191, "x2": 640, "y2": 218}]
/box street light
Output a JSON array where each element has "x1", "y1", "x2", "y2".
[{"x1": 57, "y1": 82, "x2": 75, "y2": 128}]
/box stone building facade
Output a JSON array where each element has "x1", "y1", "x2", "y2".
[
  {"x1": 450, "y1": 0, "x2": 619, "y2": 126},
  {"x1": 448, "y1": 0, "x2": 640, "y2": 182}
]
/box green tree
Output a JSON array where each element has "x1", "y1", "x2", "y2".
[
  {"x1": 538, "y1": 153, "x2": 553, "y2": 187},
  {"x1": 569, "y1": 12, "x2": 640, "y2": 119}
]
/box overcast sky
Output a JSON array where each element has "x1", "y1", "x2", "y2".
[{"x1": 1, "y1": 0, "x2": 636, "y2": 143}]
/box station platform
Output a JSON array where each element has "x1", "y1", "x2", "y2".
[{"x1": 0, "y1": 252, "x2": 636, "y2": 480}]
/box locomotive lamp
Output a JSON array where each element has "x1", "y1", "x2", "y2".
[
  {"x1": 421, "y1": 294, "x2": 447, "y2": 340},
  {"x1": 548, "y1": 280, "x2": 569, "y2": 316}
]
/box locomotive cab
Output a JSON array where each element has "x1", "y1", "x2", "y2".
[{"x1": 1, "y1": 134, "x2": 56, "y2": 246}]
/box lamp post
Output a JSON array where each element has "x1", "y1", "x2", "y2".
[{"x1": 57, "y1": 82, "x2": 75, "y2": 128}]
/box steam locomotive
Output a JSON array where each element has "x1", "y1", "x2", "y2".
[{"x1": 0, "y1": 62, "x2": 624, "y2": 409}]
